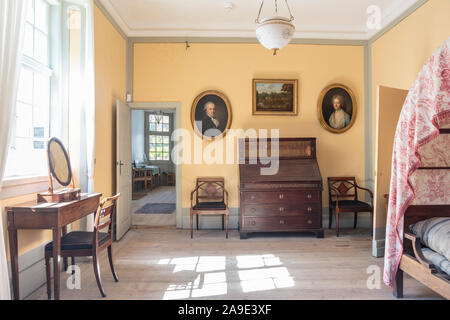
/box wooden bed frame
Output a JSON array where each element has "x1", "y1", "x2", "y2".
[{"x1": 393, "y1": 205, "x2": 450, "y2": 299}]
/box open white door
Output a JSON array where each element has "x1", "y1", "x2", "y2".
[{"x1": 116, "y1": 100, "x2": 132, "y2": 240}]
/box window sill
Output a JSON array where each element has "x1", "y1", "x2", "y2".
[{"x1": 0, "y1": 175, "x2": 50, "y2": 200}]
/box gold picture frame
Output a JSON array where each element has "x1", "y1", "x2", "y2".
[
  {"x1": 253, "y1": 79, "x2": 298, "y2": 115},
  {"x1": 317, "y1": 84, "x2": 357, "y2": 134},
  {"x1": 191, "y1": 90, "x2": 233, "y2": 139}
]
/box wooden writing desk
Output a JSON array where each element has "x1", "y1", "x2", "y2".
[{"x1": 6, "y1": 193, "x2": 101, "y2": 300}]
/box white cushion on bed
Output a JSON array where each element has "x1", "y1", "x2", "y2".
[
  {"x1": 409, "y1": 217, "x2": 450, "y2": 261},
  {"x1": 422, "y1": 248, "x2": 450, "y2": 276}
]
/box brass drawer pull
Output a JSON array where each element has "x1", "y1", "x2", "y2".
[
  {"x1": 279, "y1": 194, "x2": 284, "y2": 200},
  {"x1": 250, "y1": 195, "x2": 256, "y2": 200},
  {"x1": 307, "y1": 207, "x2": 312, "y2": 213},
  {"x1": 307, "y1": 194, "x2": 312, "y2": 199},
  {"x1": 280, "y1": 220, "x2": 285, "y2": 225},
  {"x1": 307, "y1": 220, "x2": 312, "y2": 225},
  {"x1": 251, "y1": 208, "x2": 256, "y2": 213},
  {"x1": 279, "y1": 207, "x2": 285, "y2": 212},
  {"x1": 250, "y1": 220, "x2": 256, "y2": 225}
]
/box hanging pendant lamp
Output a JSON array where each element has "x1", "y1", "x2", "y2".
[{"x1": 255, "y1": 0, "x2": 295, "y2": 55}]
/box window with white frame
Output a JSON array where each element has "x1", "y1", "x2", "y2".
[
  {"x1": 146, "y1": 114, "x2": 171, "y2": 161},
  {"x1": 4, "y1": 0, "x2": 53, "y2": 178}
]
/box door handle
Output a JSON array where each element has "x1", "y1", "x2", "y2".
[{"x1": 117, "y1": 160, "x2": 124, "y2": 175}]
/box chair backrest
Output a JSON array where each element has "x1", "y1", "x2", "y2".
[
  {"x1": 328, "y1": 177, "x2": 357, "y2": 203},
  {"x1": 94, "y1": 193, "x2": 120, "y2": 239},
  {"x1": 196, "y1": 177, "x2": 225, "y2": 203}
]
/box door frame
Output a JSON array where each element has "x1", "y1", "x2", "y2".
[{"x1": 129, "y1": 102, "x2": 183, "y2": 228}]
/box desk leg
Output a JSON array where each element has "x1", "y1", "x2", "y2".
[
  {"x1": 8, "y1": 224, "x2": 19, "y2": 300},
  {"x1": 52, "y1": 227, "x2": 61, "y2": 300}
]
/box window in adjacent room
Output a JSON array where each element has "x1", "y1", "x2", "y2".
[{"x1": 146, "y1": 114, "x2": 171, "y2": 161}]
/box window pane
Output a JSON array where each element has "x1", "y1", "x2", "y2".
[
  {"x1": 15, "y1": 103, "x2": 33, "y2": 138},
  {"x1": 163, "y1": 145, "x2": 169, "y2": 153},
  {"x1": 150, "y1": 152, "x2": 156, "y2": 160},
  {"x1": 24, "y1": 24, "x2": 34, "y2": 58},
  {"x1": 157, "y1": 123, "x2": 162, "y2": 132},
  {"x1": 163, "y1": 153, "x2": 169, "y2": 161},
  {"x1": 150, "y1": 136, "x2": 156, "y2": 143},
  {"x1": 163, "y1": 136, "x2": 169, "y2": 144},
  {"x1": 156, "y1": 136, "x2": 162, "y2": 143},
  {"x1": 149, "y1": 143, "x2": 156, "y2": 151},
  {"x1": 35, "y1": 0, "x2": 49, "y2": 33},
  {"x1": 17, "y1": 68, "x2": 33, "y2": 104},
  {"x1": 163, "y1": 124, "x2": 169, "y2": 132},
  {"x1": 163, "y1": 116, "x2": 169, "y2": 124},
  {"x1": 150, "y1": 123, "x2": 156, "y2": 131},
  {"x1": 34, "y1": 30, "x2": 48, "y2": 65},
  {"x1": 27, "y1": 0, "x2": 34, "y2": 23}
]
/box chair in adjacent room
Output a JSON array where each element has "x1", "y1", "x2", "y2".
[
  {"x1": 190, "y1": 177, "x2": 229, "y2": 239},
  {"x1": 44, "y1": 194, "x2": 120, "y2": 299},
  {"x1": 328, "y1": 177, "x2": 373, "y2": 237}
]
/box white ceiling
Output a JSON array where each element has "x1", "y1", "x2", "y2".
[{"x1": 98, "y1": 0, "x2": 422, "y2": 40}]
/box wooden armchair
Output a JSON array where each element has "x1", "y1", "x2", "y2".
[
  {"x1": 190, "y1": 177, "x2": 229, "y2": 239},
  {"x1": 328, "y1": 177, "x2": 373, "y2": 237},
  {"x1": 44, "y1": 194, "x2": 120, "y2": 299}
]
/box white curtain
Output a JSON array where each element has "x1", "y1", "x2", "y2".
[
  {"x1": 79, "y1": 0, "x2": 96, "y2": 231},
  {"x1": 0, "y1": 0, "x2": 29, "y2": 300}
]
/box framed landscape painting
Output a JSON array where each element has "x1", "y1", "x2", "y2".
[{"x1": 253, "y1": 79, "x2": 298, "y2": 115}]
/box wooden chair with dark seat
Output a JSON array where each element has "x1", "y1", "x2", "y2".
[
  {"x1": 328, "y1": 177, "x2": 373, "y2": 237},
  {"x1": 44, "y1": 194, "x2": 120, "y2": 299},
  {"x1": 190, "y1": 177, "x2": 229, "y2": 239}
]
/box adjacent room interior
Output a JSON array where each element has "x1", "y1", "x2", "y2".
[{"x1": 0, "y1": 0, "x2": 448, "y2": 301}]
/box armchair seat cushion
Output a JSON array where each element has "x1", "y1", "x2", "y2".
[
  {"x1": 193, "y1": 201, "x2": 226, "y2": 210},
  {"x1": 331, "y1": 200, "x2": 372, "y2": 211},
  {"x1": 45, "y1": 231, "x2": 110, "y2": 251}
]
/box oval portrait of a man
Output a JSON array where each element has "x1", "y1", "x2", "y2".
[
  {"x1": 317, "y1": 84, "x2": 357, "y2": 134},
  {"x1": 191, "y1": 90, "x2": 232, "y2": 139}
]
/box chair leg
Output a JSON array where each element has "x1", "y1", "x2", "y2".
[
  {"x1": 370, "y1": 211, "x2": 374, "y2": 238},
  {"x1": 71, "y1": 257, "x2": 75, "y2": 276},
  {"x1": 222, "y1": 215, "x2": 224, "y2": 230},
  {"x1": 196, "y1": 215, "x2": 199, "y2": 230},
  {"x1": 92, "y1": 253, "x2": 106, "y2": 298},
  {"x1": 45, "y1": 255, "x2": 51, "y2": 300},
  {"x1": 190, "y1": 213, "x2": 193, "y2": 239},
  {"x1": 354, "y1": 212, "x2": 358, "y2": 229},
  {"x1": 328, "y1": 207, "x2": 333, "y2": 229},
  {"x1": 226, "y1": 214, "x2": 229, "y2": 239},
  {"x1": 336, "y1": 212, "x2": 340, "y2": 237},
  {"x1": 108, "y1": 245, "x2": 119, "y2": 282}
]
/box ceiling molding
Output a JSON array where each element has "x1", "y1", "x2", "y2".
[{"x1": 97, "y1": 0, "x2": 427, "y2": 41}]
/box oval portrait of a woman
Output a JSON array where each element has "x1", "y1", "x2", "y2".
[{"x1": 317, "y1": 84, "x2": 357, "y2": 134}]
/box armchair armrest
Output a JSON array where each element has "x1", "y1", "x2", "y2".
[
  {"x1": 329, "y1": 185, "x2": 342, "y2": 207},
  {"x1": 355, "y1": 184, "x2": 373, "y2": 198},
  {"x1": 224, "y1": 188, "x2": 229, "y2": 207},
  {"x1": 190, "y1": 187, "x2": 199, "y2": 207},
  {"x1": 404, "y1": 232, "x2": 437, "y2": 272}
]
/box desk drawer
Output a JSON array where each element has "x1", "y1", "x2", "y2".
[
  {"x1": 243, "y1": 216, "x2": 320, "y2": 231},
  {"x1": 242, "y1": 204, "x2": 320, "y2": 217},
  {"x1": 242, "y1": 191, "x2": 319, "y2": 204}
]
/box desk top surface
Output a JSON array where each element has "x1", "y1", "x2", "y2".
[{"x1": 5, "y1": 193, "x2": 102, "y2": 211}]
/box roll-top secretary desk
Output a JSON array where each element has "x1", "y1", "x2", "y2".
[{"x1": 239, "y1": 138, "x2": 324, "y2": 239}]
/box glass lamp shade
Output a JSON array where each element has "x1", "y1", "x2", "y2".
[{"x1": 256, "y1": 16, "x2": 295, "y2": 50}]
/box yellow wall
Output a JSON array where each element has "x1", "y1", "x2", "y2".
[
  {"x1": 93, "y1": 4, "x2": 126, "y2": 197},
  {"x1": 134, "y1": 43, "x2": 365, "y2": 207},
  {"x1": 371, "y1": 0, "x2": 450, "y2": 228}
]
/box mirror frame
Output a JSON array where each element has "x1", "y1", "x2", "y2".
[{"x1": 47, "y1": 137, "x2": 73, "y2": 187}]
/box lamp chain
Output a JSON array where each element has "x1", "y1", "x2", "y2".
[{"x1": 255, "y1": 0, "x2": 294, "y2": 23}]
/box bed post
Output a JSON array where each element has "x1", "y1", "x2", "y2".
[{"x1": 393, "y1": 268, "x2": 404, "y2": 298}]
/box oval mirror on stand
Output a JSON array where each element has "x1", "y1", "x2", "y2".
[{"x1": 37, "y1": 137, "x2": 81, "y2": 203}]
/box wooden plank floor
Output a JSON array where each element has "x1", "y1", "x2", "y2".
[{"x1": 27, "y1": 227, "x2": 442, "y2": 300}]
